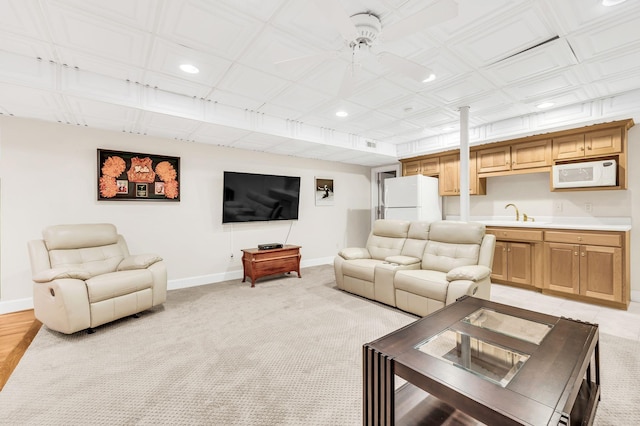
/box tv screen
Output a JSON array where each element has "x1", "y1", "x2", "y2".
[{"x1": 223, "y1": 171, "x2": 301, "y2": 223}]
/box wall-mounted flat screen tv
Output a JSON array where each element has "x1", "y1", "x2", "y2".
[{"x1": 223, "y1": 171, "x2": 301, "y2": 223}]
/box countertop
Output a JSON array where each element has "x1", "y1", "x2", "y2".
[{"x1": 445, "y1": 216, "x2": 632, "y2": 231}]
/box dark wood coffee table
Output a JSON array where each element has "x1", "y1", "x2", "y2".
[{"x1": 363, "y1": 296, "x2": 600, "y2": 425}]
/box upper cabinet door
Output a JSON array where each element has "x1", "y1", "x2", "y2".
[
  {"x1": 585, "y1": 128, "x2": 622, "y2": 157},
  {"x1": 477, "y1": 146, "x2": 511, "y2": 173},
  {"x1": 552, "y1": 134, "x2": 585, "y2": 160},
  {"x1": 511, "y1": 139, "x2": 551, "y2": 170}
]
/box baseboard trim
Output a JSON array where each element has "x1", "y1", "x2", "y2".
[
  {"x1": 167, "y1": 257, "x2": 334, "y2": 291},
  {"x1": 0, "y1": 298, "x2": 34, "y2": 315},
  {"x1": 632, "y1": 290, "x2": 640, "y2": 304}
]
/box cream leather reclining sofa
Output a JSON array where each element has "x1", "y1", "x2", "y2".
[
  {"x1": 334, "y1": 220, "x2": 495, "y2": 316},
  {"x1": 28, "y1": 223, "x2": 167, "y2": 334}
]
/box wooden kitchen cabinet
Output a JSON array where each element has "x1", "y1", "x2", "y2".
[
  {"x1": 420, "y1": 157, "x2": 440, "y2": 176},
  {"x1": 552, "y1": 128, "x2": 622, "y2": 160},
  {"x1": 492, "y1": 241, "x2": 532, "y2": 286},
  {"x1": 544, "y1": 230, "x2": 627, "y2": 309},
  {"x1": 486, "y1": 227, "x2": 543, "y2": 289},
  {"x1": 402, "y1": 158, "x2": 440, "y2": 176},
  {"x1": 402, "y1": 160, "x2": 421, "y2": 176},
  {"x1": 477, "y1": 139, "x2": 551, "y2": 175},
  {"x1": 438, "y1": 152, "x2": 484, "y2": 196}
]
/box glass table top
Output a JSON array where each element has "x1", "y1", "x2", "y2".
[
  {"x1": 415, "y1": 308, "x2": 554, "y2": 387},
  {"x1": 462, "y1": 308, "x2": 553, "y2": 345}
]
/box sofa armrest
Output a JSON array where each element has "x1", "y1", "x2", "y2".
[
  {"x1": 117, "y1": 254, "x2": 163, "y2": 271},
  {"x1": 446, "y1": 265, "x2": 491, "y2": 282},
  {"x1": 32, "y1": 268, "x2": 91, "y2": 283},
  {"x1": 338, "y1": 247, "x2": 371, "y2": 260},
  {"x1": 384, "y1": 255, "x2": 421, "y2": 266}
]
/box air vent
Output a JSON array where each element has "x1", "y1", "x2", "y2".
[{"x1": 366, "y1": 140, "x2": 377, "y2": 148}]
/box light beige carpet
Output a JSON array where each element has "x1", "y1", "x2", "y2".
[{"x1": 0, "y1": 265, "x2": 637, "y2": 425}]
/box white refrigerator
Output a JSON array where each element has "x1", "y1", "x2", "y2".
[{"x1": 384, "y1": 175, "x2": 442, "y2": 221}]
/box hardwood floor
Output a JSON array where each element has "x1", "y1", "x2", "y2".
[{"x1": 0, "y1": 310, "x2": 41, "y2": 391}]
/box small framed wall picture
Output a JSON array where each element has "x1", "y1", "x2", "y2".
[
  {"x1": 315, "y1": 177, "x2": 334, "y2": 206},
  {"x1": 136, "y1": 183, "x2": 148, "y2": 198}
]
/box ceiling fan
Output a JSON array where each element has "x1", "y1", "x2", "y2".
[{"x1": 275, "y1": 0, "x2": 459, "y2": 97}]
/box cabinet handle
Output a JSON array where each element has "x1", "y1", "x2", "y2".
[
  {"x1": 580, "y1": 146, "x2": 585, "y2": 151},
  {"x1": 503, "y1": 248, "x2": 506, "y2": 252},
  {"x1": 574, "y1": 252, "x2": 578, "y2": 255},
  {"x1": 581, "y1": 252, "x2": 586, "y2": 256},
  {"x1": 577, "y1": 236, "x2": 582, "y2": 241},
  {"x1": 587, "y1": 146, "x2": 592, "y2": 150}
]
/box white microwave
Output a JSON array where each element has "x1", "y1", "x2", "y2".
[{"x1": 552, "y1": 159, "x2": 617, "y2": 189}]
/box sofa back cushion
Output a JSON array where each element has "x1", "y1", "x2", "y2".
[
  {"x1": 366, "y1": 219, "x2": 410, "y2": 260},
  {"x1": 422, "y1": 221, "x2": 485, "y2": 272},
  {"x1": 44, "y1": 223, "x2": 126, "y2": 276},
  {"x1": 401, "y1": 221, "x2": 431, "y2": 259}
]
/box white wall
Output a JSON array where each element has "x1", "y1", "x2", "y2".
[
  {"x1": 0, "y1": 117, "x2": 373, "y2": 305},
  {"x1": 444, "y1": 124, "x2": 639, "y2": 292}
]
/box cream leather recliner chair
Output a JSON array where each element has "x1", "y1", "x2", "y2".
[{"x1": 28, "y1": 223, "x2": 167, "y2": 334}]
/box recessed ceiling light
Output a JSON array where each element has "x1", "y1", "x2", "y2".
[
  {"x1": 336, "y1": 110, "x2": 348, "y2": 117},
  {"x1": 422, "y1": 73, "x2": 436, "y2": 83},
  {"x1": 602, "y1": 0, "x2": 627, "y2": 6},
  {"x1": 537, "y1": 102, "x2": 555, "y2": 109},
  {"x1": 179, "y1": 64, "x2": 199, "y2": 74}
]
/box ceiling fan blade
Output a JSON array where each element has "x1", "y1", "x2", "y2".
[
  {"x1": 337, "y1": 63, "x2": 359, "y2": 98},
  {"x1": 382, "y1": 0, "x2": 459, "y2": 42},
  {"x1": 312, "y1": 0, "x2": 358, "y2": 41},
  {"x1": 377, "y1": 52, "x2": 435, "y2": 83}
]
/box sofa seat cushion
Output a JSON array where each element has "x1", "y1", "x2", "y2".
[
  {"x1": 394, "y1": 269, "x2": 448, "y2": 302},
  {"x1": 85, "y1": 269, "x2": 153, "y2": 303},
  {"x1": 342, "y1": 259, "x2": 385, "y2": 282}
]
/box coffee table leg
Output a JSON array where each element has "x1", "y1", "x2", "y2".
[{"x1": 363, "y1": 345, "x2": 394, "y2": 426}]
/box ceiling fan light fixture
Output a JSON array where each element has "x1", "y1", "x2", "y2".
[
  {"x1": 602, "y1": 0, "x2": 628, "y2": 6},
  {"x1": 179, "y1": 64, "x2": 199, "y2": 74}
]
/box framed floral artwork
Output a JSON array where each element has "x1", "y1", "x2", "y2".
[{"x1": 97, "y1": 149, "x2": 180, "y2": 201}]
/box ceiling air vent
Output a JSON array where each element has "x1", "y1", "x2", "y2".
[{"x1": 366, "y1": 140, "x2": 377, "y2": 148}]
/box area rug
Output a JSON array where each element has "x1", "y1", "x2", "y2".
[{"x1": 0, "y1": 265, "x2": 638, "y2": 425}]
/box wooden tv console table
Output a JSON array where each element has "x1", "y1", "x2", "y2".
[{"x1": 241, "y1": 245, "x2": 301, "y2": 287}]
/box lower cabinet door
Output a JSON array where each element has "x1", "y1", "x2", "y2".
[
  {"x1": 507, "y1": 242, "x2": 532, "y2": 285},
  {"x1": 580, "y1": 245, "x2": 622, "y2": 303},
  {"x1": 544, "y1": 242, "x2": 580, "y2": 295}
]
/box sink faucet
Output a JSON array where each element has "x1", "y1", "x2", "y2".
[{"x1": 505, "y1": 203, "x2": 519, "y2": 221}]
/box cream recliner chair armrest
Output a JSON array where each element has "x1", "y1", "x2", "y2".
[
  {"x1": 445, "y1": 276, "x2": 492, "y2": 305},
  {"x1": 33, "y1": 278, "x2": 91, "y2": 334},
  {"x1": 117, "y1": 254, "x2": 163, "y2": 271},
  {"x1": 32, "y1": 268, "x2": 91, "y2": 283},
  {"x1": 338, "y1": 247, "x2": 371, "y2": 260},
  {"x1": 445, "y1": 265, "x2": 492, "y2": 305},
  {"x1": 446, "y1": 265, "x2": 491, "y2": 282},
  {"x1": 147, "y1": 261, "x2": 168, "y2": 306}
]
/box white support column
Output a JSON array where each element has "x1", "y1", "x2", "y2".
[{"x1": 459, "y1": 106, "x2": 470, "y2": 222}]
